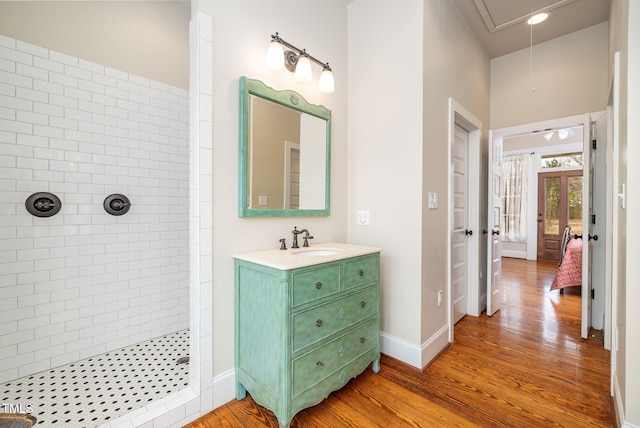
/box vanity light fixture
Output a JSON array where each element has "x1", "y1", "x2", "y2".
[{"x1": 265, "y1": 32, "x2": 335, "y2": 93}]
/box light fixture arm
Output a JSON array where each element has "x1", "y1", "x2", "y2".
[{"x1": 271, "y1": 33, "x2": 331, "y2": 70}]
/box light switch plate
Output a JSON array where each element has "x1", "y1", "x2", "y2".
[
  {"x1": 258, "y1": 195, "x2": 268, "y2": 206},
  {"x1": 428, "y1": 192, "x2": 438, "y2": 209}
]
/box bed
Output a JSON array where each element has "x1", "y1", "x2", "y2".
[{"x1": 550, "y1": 237, "x2": 583, "y2": 291}]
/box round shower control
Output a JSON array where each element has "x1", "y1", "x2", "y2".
[
  {"x1": 25, "y1": 192, "x2": 62, "y2": 217},
  {"x1": 103, "y1": 194, "x2": 131, "y2": 216}
]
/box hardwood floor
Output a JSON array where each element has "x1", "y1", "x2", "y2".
[{"x1": 186, "y1": 258, "x2": 614, "y2": 427}]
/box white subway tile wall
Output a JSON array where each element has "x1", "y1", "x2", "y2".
[{"x1": 0, "y1": 34, "x2": 190, "y2": 384}]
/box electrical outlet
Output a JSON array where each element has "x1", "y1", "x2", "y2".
[
  {"x1": 437, "y1": 290, "x2": 443, "y2": 307},
  {"x1": 357, "y1": 210, "x2": 370, "y2": 225},
  {"x1": 258, "y1": 195, "x2": 268, "y2": 206}
]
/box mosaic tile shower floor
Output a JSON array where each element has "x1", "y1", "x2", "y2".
[{"x1": 1, "y1": 330, "x2": 189, "y2": 427}]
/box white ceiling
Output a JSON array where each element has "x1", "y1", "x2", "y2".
[{"x1": 452, "y1": 0, "x2": 611, "y2": 58}]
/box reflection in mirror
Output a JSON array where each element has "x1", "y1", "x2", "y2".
[{"x1": 239, "y1": 76, "x2": 331, "y2": 217}]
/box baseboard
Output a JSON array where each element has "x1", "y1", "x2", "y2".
[
  {"x1": 420, "y1": 324, "x2": 450, "y2": 368},
  {"x1": 613, "y1": 373, "x2": 639, "y2": 428},
  {"x1": 380, "y1": 326, "x2": 450, "y2": 370},
  {"x1": 380, "y1": 331, "x2": 422, "y2": 368},
  {"x1": 213, "y1": 368, "x2": 236, "y2": 409},
  {"x1": 501, "y1": 249, "x2": 526, "y2": 259}
]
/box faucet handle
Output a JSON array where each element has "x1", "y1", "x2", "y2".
[
  {"x1": 279, "y1": 238, "x2": 287, "y2": 250},
  {"x1": 302, "y1": 235, "x2": 314, "y2": 247}
]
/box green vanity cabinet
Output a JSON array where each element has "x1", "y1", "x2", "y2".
[{"x1": 234, "y1": 247, "x2": 380, "y2": 428}]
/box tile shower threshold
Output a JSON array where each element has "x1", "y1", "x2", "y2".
[{"x1": 1, "y1": 330, "x2": 189, "y2": 427}]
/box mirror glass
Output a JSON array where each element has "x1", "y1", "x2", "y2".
[{"x1": 239, "y1": 76, "x2": 331, "y2": 217}]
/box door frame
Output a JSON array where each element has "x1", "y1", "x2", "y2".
[
  {"x1": 447, "y1": 98, "x2": 482, "y2": 342},
  {"x1": 488, "y1": 112, "x2": 610, "y2": 342}
]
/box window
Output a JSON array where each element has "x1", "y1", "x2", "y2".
[
  {"x1": 540, "y1": 152, "x2": 583, "y2": 169},
  {"x1": 501, "y1": 153, "x2": 529, "y2": 241}
]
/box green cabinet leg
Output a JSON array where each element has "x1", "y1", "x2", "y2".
[{"x1": 236, "y1": 382, "x2": 246, "y2": 400}]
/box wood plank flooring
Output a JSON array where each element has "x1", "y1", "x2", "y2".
[{"x1": 186, "y1": 258, "x2": 614, "y2": 427}]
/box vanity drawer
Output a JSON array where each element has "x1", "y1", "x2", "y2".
[
  {"x1": 292, "y1": 318, "x2": 377, "y2": 398},
  {"x1": 292, "y1": 286, "x2": 378, "y2": 352},
  {"x1": 291, "y1": 265, "x2": 341, "y2": 307},
  {"x1": 343, "y1": 255, "x2": 379, "y2": 290}
]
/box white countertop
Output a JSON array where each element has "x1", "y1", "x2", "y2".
[{"x1": 233, "y1": 242, "x2": 381, "y2": 270}]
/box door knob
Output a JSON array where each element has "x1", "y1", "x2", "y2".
[
  {"x1": 482, "y1": 229, "x2": 488, "y2": 235},
  {"x1": 465, "y1": 229, "x2": 473, "y2": 236},
  {"x1": 492, "y1": 230, "x2": 500, "y2": 236},
  {"x1": 589, "y1": 234, "x2": 599, "y2": 241}
]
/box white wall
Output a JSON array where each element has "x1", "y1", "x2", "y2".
[
  {"x1": 420, "y1": 0, "x2": 490, "y2": 347},
  {"x1": 491, "y1": 23, "x2": 609, "y2": 130},
  {"x1": 624, "y1": 1, "x2": 640, "y2": 423},
  {"x1": 0, "y1": 1, "x2": 190, "y2": 89},
  {"x1": 348, "y1": 0, "x2": 490, "y2": 367},
  {"x1": 347, "y1": 0, "x2": 424, "y2": 355},
  {"x1": 192, "y1": 0, "x2": 349, "y2": 378},
  {"x1": 609, "y1": 0, "x2": 640, "y2": 425}
]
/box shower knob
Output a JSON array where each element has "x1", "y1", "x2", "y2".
[
  {"x1": 25, "y1": 192, "x2": 62, "y2": 217},
  {"x1": 103, "y1": 194, "x2": 131, "y2": 216}
]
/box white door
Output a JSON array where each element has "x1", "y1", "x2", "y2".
[
  {"x1": 590, "y1": 112, "x2": 608, "y2": 332},
  {"x1": 581, "y1": 116, "x2": 593, "y2": 339},
  {"x1": 486, "y1": 131, "x2": 503, "y2": 316},
  {"x1": 452, "y1": 124, "x2": 470, "y2": 323}
]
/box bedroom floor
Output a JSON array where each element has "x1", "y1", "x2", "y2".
[{"x1": 187, "y1": 258, "x2": 614, "y2": 427}]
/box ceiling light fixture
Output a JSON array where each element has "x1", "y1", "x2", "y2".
[
  {"x1": 543, "y1": 128, "x2": 576, "y2": 141},
  {"x1": 265, "y1": 32, "x2": 335, "y2": 93},
  {"x1": 527, "y1": 12, "x2": 548, "y2": 25}
]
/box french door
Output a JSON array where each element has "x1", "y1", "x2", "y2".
[{"x1": 537, "y1": 170, "x2": 583, "y2": 261}]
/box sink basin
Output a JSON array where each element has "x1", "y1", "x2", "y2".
[{"x1": 294, "y1": 249, "x2": 341, "y2": 257}]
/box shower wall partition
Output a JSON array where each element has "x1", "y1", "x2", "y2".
[{"x1": 0, "y1": 34, "x2": 190, "y2": 383}]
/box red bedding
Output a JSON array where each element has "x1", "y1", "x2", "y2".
[{"x1": 550, "y1": 238, "x2": 582, "y2": 290}]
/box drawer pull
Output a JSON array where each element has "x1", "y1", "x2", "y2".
[
  {"x1": 360, "y1": 336, "x2": 366, "y2": 344},
  {"x1": 359, "y1": 269, "x2": 365, "y2": 277},
  {"x1": 360, "y1": 301, "x2": 366, "y2": 308},
  {"x1": 316, "y1": 319, "x2": 323, "y2": 327},
  {"x1": 315, "y1": 281, "x2": 322, "y2": 289},
  {"x1": 316, "y1": 360, "x2": 324, "y2": 367}
]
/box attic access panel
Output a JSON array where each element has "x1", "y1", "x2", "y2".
[{"x1": 473, "y1": 0, "x2": 574, "y2": 32}]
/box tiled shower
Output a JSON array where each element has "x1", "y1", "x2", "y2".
[{"x1": 0, "y1": 33, "x2": 191, "y2": 424}]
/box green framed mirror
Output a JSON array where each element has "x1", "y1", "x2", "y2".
[{"x1": 239, "y1": 76, "x2": 331, "y2": 217}]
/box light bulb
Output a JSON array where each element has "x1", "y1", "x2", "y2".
[
  {"x1": 294, "y1": 53, "x2": 312, "y2": 82},
  {"x1": 558, "y1": 129, "x2": 569, "y2": 140},
  {"x1": 318, "y1": 66, "x2": 335, "y2": 93},
  {"x1": 265, "y1": 40, "x2": 285, "y2": 70},
  {"x1": 527, "y1": 12, "x2": 548, "y2": 25}
]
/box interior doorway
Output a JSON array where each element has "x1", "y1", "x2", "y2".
[
  {"x1": 447, "y1": 98, "x2": 482, "y2": 342},
  {"x1": 487, "y1": 112, "x2": 610, "y2": 346}
]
